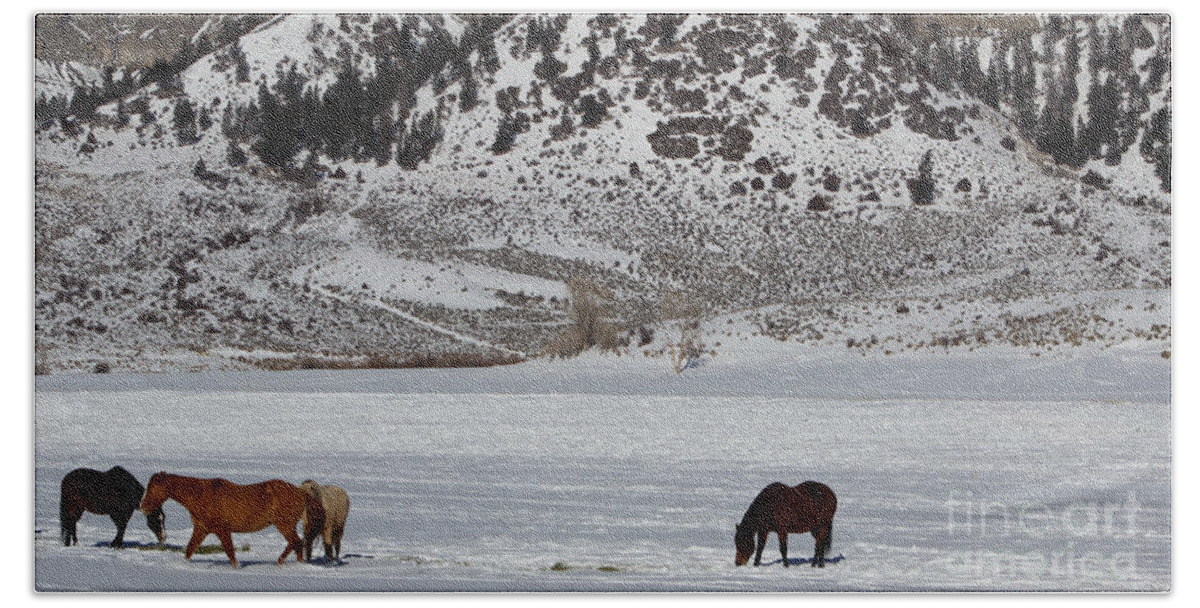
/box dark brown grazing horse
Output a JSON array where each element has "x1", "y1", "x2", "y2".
[
  {"x1": 734, "y1": 481, "x2": 837, "y2": 568},
  {"x1": 60, "y1": 466, "x2": 166, "y2": 548},
  {"x1": 138, "y1": 472, "x2": 322, "y2": 569}
]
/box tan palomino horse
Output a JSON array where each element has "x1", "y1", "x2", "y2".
[{"x1": 299, "y1": 479, "x2": 350, "y2": 563}]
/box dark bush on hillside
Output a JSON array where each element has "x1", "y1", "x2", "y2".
[
  {"x1": 807, "y1": 194, "x2": 833, "y2": 211},
  {"x1": 716, "y1": 124, "x2": 754, "y2": 161},
  {"x1": 773, "y1": 171, "x2": 797, "y2": 191},
  {"x1": 1081, "y1": 170, "x2": 1110, "y2": 190},
  {"x1": 753, "y1": 156, "x2": 773, "y2": 174},
  {"x1": 822, "y1": 172, "x2": 841, "y2": 192},
  {"x1": 907, "y1": 150, "x2": 936, "y2": 205},
  {"x1": 638, "y1": 326, "x2": 655, "y2": 347}
]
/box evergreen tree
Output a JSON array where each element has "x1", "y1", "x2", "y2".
[
  {"x1": 984, "y1": 40, "x2": 1010, "y2": 110},
  {"x1": 172, "y1": 99, "x2": 198, "y2": 145},
  {"x1": 1083, "y1": 76, "x2": 1122, "y2": 164},
  {"x1": 321, "y1": 57, "x2": 371, "y2": 161},
  {"x1": 251, "y1": 82, "x2": 300, "y2": 168},
  {"x1": 1010, "y1": 36, "x2": 1039, "y2": 134},
  {"x1": 907, "y1": 150, "x2": 936, "y2": 205},
  {"x1": 233, "y1": 43, "x2": 251, "y2": 83},
  {"x1": 1139, "y1": 106, "x2": 1171, "y2": 192},
  {"x1": 197, "y1": 106, "x2": 213, "y2": 132},
  {"x1": 369, "y1": 110, "x2": 396, "y2": 166},
  {"x1": 958, "y1": 39, "x2": 983, "y2": 98},
  {"x1": 932, "y1": 38, "x2": 958, "y2": 92},
  {"x1": 226, "y1": 141, "x2": 248, "y2": 167},
  {"x1": 395, "y1": 111, "x2": 443, "y2": 170},
  {"x1": 1086, "y1": 20, "x2": 1104, "y2": 78},
  {"x1": 1063, "y1": 25, "x2": 1082, "y2": 107}
]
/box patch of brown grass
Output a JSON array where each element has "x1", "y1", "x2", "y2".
[{"x1": 241, "y1": 351, "x2": 524, "y2": 372}]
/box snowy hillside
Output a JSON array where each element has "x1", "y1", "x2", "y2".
[{"x1": 34, "y1": 13, "x2": 1171, "y2": 372}]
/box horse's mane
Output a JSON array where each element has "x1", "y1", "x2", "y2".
[{"x1": 740, "y1": 482, "x2": 788, "y2": 526}]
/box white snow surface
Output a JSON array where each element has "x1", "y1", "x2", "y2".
[{"x1": 34, "y1": 342, "x2": 1169, "y2": 592}]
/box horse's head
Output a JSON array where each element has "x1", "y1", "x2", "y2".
[
  {"x1": 299, "y1": 479, "x2": 320, "y2": 499},
  {"x1": 145, "y1": 505, "x2": 166, "y2": 543},
  {"x1": 734, "y1": 523, "x2": 755, "y2": 566},
  {"x1": 139, "y1": 472, "x2": 169, "y2": 518}
]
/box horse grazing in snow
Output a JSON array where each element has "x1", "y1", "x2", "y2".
[
  {"x1": 734, "y1": 481, "x2": 837, "y2": 568},
  {"x1": 60, "y1": 466, "x2": 166, "y2": 548},
  {"x1": 139, "y1": 472, "x2": 322, "y2": 568},
  {"x1": 299, "y1": 479, "x2": 350, "y2": 563}
]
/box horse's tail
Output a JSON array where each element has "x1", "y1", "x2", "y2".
[
  {"x1": 59, "y1": 480, "x2": 76, "y2": 546},
  {"x1": 820, "y1": 521, "x2": 833, "y2": 555},
  {"x1": 301, "y1": 486, "x2": 326, "y2": 541}
]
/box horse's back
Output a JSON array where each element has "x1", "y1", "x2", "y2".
[
  {"x1": 321, "y1": 485, "x2": 350, "y2": 523},
  {"x1": 61, "y1": 468, "x2": 102, "y2": 491},
  {"x1": 263, "y1": 479, "x2": 308, "y2": 521},
  {"x1": 104, "y1": 466, "x2": 144, "y2": 500},
  {"x1": 192, "y1": 477, "x2": 303, "y2": 532},
  {"x1": 300, "y1": 481, "x2": 348, "y2": 524},
  {"x1": 62, "y1": 467, "x2": 141, "y2": 514},
  {"x1": 795, "y1": 481, "x2": 837, "y2": 515}
]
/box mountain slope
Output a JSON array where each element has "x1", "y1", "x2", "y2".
[{"x1": 33, "y1": 13, "x2": 1171, "y2": 372}]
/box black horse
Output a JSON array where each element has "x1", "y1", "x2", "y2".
[
  {"x1": 735, "y1": 481, "x2": 837, "y2": 568},
  {"x1": 60, "y1": 466, "x2": 166, "y2": 548}
]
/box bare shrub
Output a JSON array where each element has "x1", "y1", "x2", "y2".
[
  {"x1": 660, "y1": 290, "x2": 707, "y2": 374},
  {"x1": 543, "y1": 276, "x2": 622, "y2": 358}
]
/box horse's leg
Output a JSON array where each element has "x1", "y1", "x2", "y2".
[
  {"x1": 323, "y1": 524, "x2": 334, "y2": 561},
  {"x1": 778, "y1": 528, "x2": 789, "y2": 568},
  {"x1": 60, "y1": 495, "x2": 82, "y2": 547},
  {"x1": 302, "y1": 530, "x2": 315, "y2": 562},
  {"x1": 184, "y1": 526, "x2": 208, "y2": 561},
  {"x1": 108, "y1": 511, "x2": 130, "y2": 548},
  {"x1": 215, "y1": 529, "x2": 239, "y2": 569},
  {"x1": 331, "y1": 524, "x2": 344, "y2": 561},
  {"x1": 753, "y1": 529, "x2": 768, "y2": 566},
  {"x1": 61, "y1": 509, "x2": 80, "y2": 547},
  {"x1": 275, "y1": 522, "x2": 304, "y2": 565}
]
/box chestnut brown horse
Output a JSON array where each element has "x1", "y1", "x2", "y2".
[
  {"x1": 734, "y1": 481, "x2": 837, "y2": 568},
  {"x1": 139, "y1": 472, "x2": 322, "y2": 569},
  {"x1": 60, "y1": 466, "x2": 166, "y2": 547}
]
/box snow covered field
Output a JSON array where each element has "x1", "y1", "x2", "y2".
[{"x1": 33, "y1": 344, "x2": 1169, "y2": 592}]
